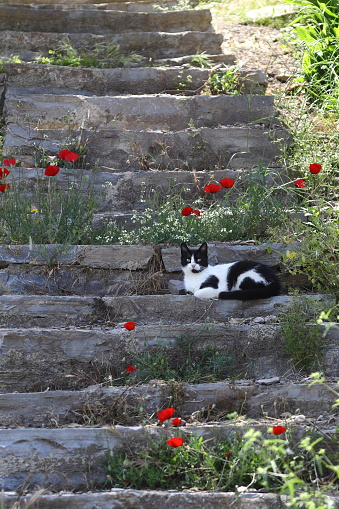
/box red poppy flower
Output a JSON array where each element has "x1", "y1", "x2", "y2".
[
  {"x1": 220, "y1": 178, "x2": 235, "y2": 188},
  {"x1": 45, "y1": 165, "x2": 60, "y2": 177},
  {"x1": 0, "y1": 183, "x2": 10, "y2": 192},
  {"x1": 166, "y1": 437, "x2": 184, "y2": 448},
  {"x1": 123, "y1": 321, "x2": 136, "y2": 331},
  {"x1": 191, "y1": 210, "x2": 201, "y2": 216},
  {"x1": 58, "y1": 149, "x2": 79, "y2": 162},
  {"x1": 309, "y1": 163, "x2": 322, "y2": 174},
  {"x1": 171, "y1": 417, "x2": 183, "y2": 426},
  {"x1": 225, "y1": 451, "x2": 232, "y2": 458},
  {"x1": 0, "y1": 168, "x2": 10, "y2": 179},
  {"x1": 126, "y1": 365, "x2": 137, "y2": 373},
  {"x1": 269, "y1": 425, "x2": 287, "y2": 435},
  {"x1": 204, "y1": 183, "x2": 222, "y2": 193},
  {"x1": 181, "y1": 206, "x2": 194, "y2": 216},
  {"x1": 157, "y1": 408, "x2": 175, "y2": 423},
  {"x1": 294, "y1": 179, "x2": 305, "y2": 188},
  {"x1": 3, "y1": 158, "x2": 16, "y2": 166}
]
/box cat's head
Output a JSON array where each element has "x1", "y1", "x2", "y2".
[{"x1": 180, "y1": 242, "x2": 208, "y2": 274}]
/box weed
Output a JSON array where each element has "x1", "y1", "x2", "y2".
[
  {"x1": 279, "y1": 296, "x2": 326, "y2": 373},
  {"x1": 0, "y1": 167, "x2": 96, "y2": 245},
  {"x1": 190, "y1": 52, "x2": 214, "y2": 69},
  {"x1": 129, "y1": 332, "x2": 236, "y2": 384},
  {"x1": 209, "y1": 67, "x2": 244, "y2": 95},
  {"x1": 281, "y1": 206, "x2": 339, "y2": 297},
  {"x1": 106, "y1": 426, "x2": 337, "y2": 504},
  {"x1": 35, "y1": 42, "x2": 142, "y2": 69}
]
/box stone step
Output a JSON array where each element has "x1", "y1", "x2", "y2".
[
  {"x1": 3, "y1": 63, "x2": 267, "y2": 96},
  {"x1": 1, "y1": 1, "x2": 199, "y2": 12},
  {"x1": 0, "y1": 295, "x2": 104, "y2": 328},
  {"x1": 0, "y1": 318, "x2": 337, "y2": 392},
  {"x1": 0, "y1": 380, "x2": 337, "y2": 427},
  {"x1": 104, "y1": 293, "x2": 336, "y2": 324},
  {"x1": 0, "y1": 242, "x2": 298, "y2": 298},
  {"x1": 0, "y1": 424, "x2": 337, "y2": 492},
  {"x1": 3, "y1": 93, "x2": 277, "y2": 131},
  {"x1": 3, "y1": 124, "x2": 289, "y2": 171},
  {"x1": 1, "y1": 491, "x2": 322, "y2": 509},
  {"x1": 0, "y1": 30, "x2": 225, "y2": 62},
  {"x1": 0, "y1": 6, "x2": 212, "y2": 34}
]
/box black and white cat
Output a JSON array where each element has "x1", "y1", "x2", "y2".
[{"x1": 181, "y1": 242, "x2": 280, "y2": 300}]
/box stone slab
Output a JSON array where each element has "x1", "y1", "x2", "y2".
[
  {"x1": 103, "y1": 294, "x2": 336, "y2": 324},
  {"x1": 3, "y1": 93, "x2": 277, "y2": 130},
  {"x1": 0, "y1": 424, "x2": 335, "y2": 492},
  {"x1": 161, "y1": 243, "x2": 301, "y2": 272},
  {"x1": 3, "y1": 125, "x2": 290, "y2": 171},
  {"x1": 0, "y1": 244, "x2": 155, "y2": 269},
  {"x1": 0, "y1": 1, "x2": 199, "y2": 12},
  {"x1": 0, "y1": 30, "x2": 223, "y2": 61},
  {"x1": 0, "y1": 491, "x2": 318, "y2": 509},
  {"x1": 0, "y1": 295, "x2": 103, "y2": 327},
  {"x1": 0, "y1": 7, "x2": 213, "y2": 34},
  {"x1": 4, "y1": 63, "x2": 212, "y2": 95},
  {"x1": 0, "y1": 380, "x2": 337, "y2": 427},
  {"x1": 0, "y1": 322, "x2": 337, "y2": 392}
]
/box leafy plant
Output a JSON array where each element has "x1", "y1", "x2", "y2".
[
  {"x1": 190, "y1": 52, "x2": 214, "y2": 68},
  {"x1": 279, "y1": 296, "x2": 326, "y2": 373},
  {"x1": 153, "y1": 0, "x2": 195, "y2": 11},
  {"x1": 287, "y1": 0, "x2": 339, "y2": 108},
  {"x1": 209, "y1": 67, "x2": 244, "y2": 95},
  {"x1": 281, "y1": 206, "x2": 339, "y2": 297}
]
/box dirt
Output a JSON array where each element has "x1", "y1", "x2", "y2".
[{"x1": 213, "y1": 20, "x2": 300, "y2": 93}]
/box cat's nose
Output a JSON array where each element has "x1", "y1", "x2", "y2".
[{"x1": 191, "y1": 263, "x2": 196, "y2": 268}]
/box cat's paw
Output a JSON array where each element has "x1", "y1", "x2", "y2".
[{"x1": 194, "y1": 288, "x2": 219, "y2": 299}]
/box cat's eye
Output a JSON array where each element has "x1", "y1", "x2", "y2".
[
  {"x1": 186, "y1": 258, "x2": 190, "y2": 262},
  {"x1": 197, "y1": 258, "x2": 201, "y2": 262}
]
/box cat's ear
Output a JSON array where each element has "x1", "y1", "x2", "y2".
[
  {"x1": 199, "y1": 242, "x2": 208, "y2": 255},
  {"x1": 181, "y1": 242, "x2": 189, "y2": 253}
]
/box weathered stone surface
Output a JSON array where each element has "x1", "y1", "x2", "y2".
[
  {"x1": 0, "y1": 380, "x2": 337, "y2": 427},
  {"x1": 0, "y1": 1, "x2": 199, "y2": 12},
  {"x1": 4, "y1": 63, "x2": 212, "y2": 95},
  {"x1": 4, "y1": 93, "x2": 277, "y2": 130},
  {"x1": 0, "y1": 244, "x2": 154, "y2": 269},
  {"x1": 0, "y1": 321, "x2": 337, "y2": 392},
  {"x1": 0, "y1": 267, "x2": 134, "y2": 297},
  {"x1": 103, "y1": 294, "x2": 336, "y2": 323},
  {"x1": 3, "y1": 125, "x2": 290, "y2": 171},
  {"x1": 0, "y1": 7, "x2": 213, "y2": 34},
  {"x1": 0, "y1": 30, "x2": 223, "y2": 61},
  {"x1": 162, "y1": 243, "x2": 301, "y2": 272},
  {"x1": 3, "y1": 490, "x2": 336, "y2": 509},
  {"x1": 0, "y1": 295, "x2": 103, "y2": 327},
  {"x1": 245, "y1": 4, "x2": 298, "y2": 23}
]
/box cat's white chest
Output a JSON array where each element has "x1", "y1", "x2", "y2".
[{"x1": 183, "y1": 267, "x2": 213, "y2": 293}]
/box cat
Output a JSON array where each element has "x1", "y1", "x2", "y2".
[{"x1": 180, "y1": 242, "x2": 281, "y2": 300}]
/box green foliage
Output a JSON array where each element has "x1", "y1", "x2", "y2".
[
  {"x1": 281, "y1": 207, "x2": 339, "y2": 297},
  {"x1": 279, "y1": 296, "x2": 326, "y2": 373},
  {"x1": 190, "y1": 52, "x2": 214, "y2": 69},
  {"x1": 209, "y1": 67, "x2": 244, "y2": 95},
  {"x1": 0, "y1": 169, "x2": 96, "y2": 245},
  {"x1": 36, "y1": 42, "x2": 142, "y2": 69},
  {"x1": 128, "y1": 333, "x2": 235, "y2": 384},
  {"x1": 288, "y1": 0, "x2": 339, "y2": 108},
  {"x1": 153, "y1": 0, "x2": 194, "y2": 11},
  {"x1": 107, "y1": 427, "x2": 336, "y2": 505},
  {"x1": 97, "y1": 168, "x2": 294, "y2": 246}
]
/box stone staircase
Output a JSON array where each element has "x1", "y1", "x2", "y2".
[{"x1": 0, "y1": 1, "x2": 338, "y2": 508}]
